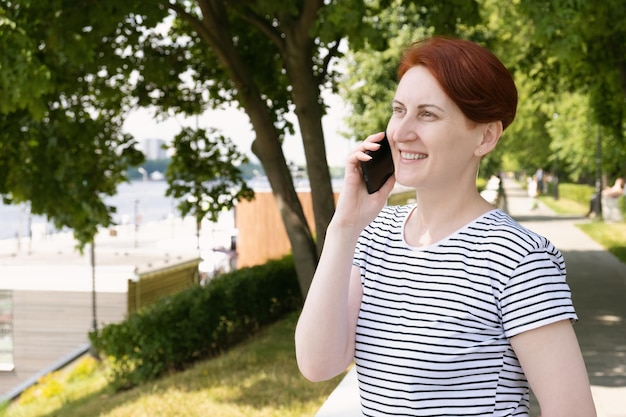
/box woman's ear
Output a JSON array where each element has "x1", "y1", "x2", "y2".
[{"x1": 474, "y1": 121, "x2": 503, "y2": 157}]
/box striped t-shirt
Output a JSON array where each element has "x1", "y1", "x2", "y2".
[{"x1": 353, "y1": 205, "x2": 577, "y2": 417}]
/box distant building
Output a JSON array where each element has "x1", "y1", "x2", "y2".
[{"x1": 142, "y1": 138, "x2": 168, "y2": 160}]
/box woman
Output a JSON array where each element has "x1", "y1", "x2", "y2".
[{"x1": 295, "y1": 37, "x2": 596, "y2": 416}]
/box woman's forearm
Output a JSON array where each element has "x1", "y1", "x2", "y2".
[{"x1": 295, "y1": 221, "x2": 362, "y2": 381}]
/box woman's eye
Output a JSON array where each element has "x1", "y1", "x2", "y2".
[{"x1": 392, "y1": 106, "x2": 405, "y2": 115}]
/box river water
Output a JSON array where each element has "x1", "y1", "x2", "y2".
[{"x1": 1, "y1": 181, "x2": 176, "y2": 241}]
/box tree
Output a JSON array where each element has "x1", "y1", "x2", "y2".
[
  {"x1": 500, "y1": 0, "x2": 626, "y2": 177},
  {"x1": 544, "y1": 93, "x2": 600, "y2": 182},
  {"x1": 515, "y1": 1, "x2": 625, "y2": 132},
  {"x1": 0, "y1": 0, "x2": 482, "y2": 297},
  {"x1": 165, "y1": 127, "x2": 254, "y2": 248},
  {"x1": 0, "y1": 2, "x2": 145, "y2": 246},
  {"x1": 140, "y1": 0, "x2": 480, "y2": 297}
]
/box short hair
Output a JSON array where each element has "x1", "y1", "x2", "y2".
[{"x1": 398, "y1": 37, "x2": 518, "y2": 130}]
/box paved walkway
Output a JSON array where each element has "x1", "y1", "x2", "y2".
[{"x1": 316, "y1": 178, "x2": 626, "y2": 417}]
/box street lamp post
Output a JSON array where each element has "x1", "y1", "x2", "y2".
[
  {"x1": 134, "y1": 167, "x2": 148, "y2": 248},
  {"x1": 551, "y1": 113, "x2": 560, "y2": 200},
  {"x1": 553, "y1": 154, "x2": 559, "y2": 200},
  {"x1": 90, "y1": 241, "x2": 97, "y2": 332},
  {"x1": 133, "y1": 199, "x2": 139, "y2": 248},
  {"x1": 88, "y1": 240, "x2": 99, "y2": 358},
  {"x1": 593, "y1": 126, "x2": 603, "y2": 218}
]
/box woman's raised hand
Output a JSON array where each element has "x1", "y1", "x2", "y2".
[{"x1": 332, "y1": 132, "x2": 395, "y2": 233}]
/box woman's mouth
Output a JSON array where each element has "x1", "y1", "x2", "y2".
[{"x1": 400, "y1": 151, "x2": 428, "y2": 160}]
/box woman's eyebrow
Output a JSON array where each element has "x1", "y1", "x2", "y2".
[
  {"x1": 417, "y1": 104, "x2": 445, "y2": 112},
  {"x1": 393, "y1": 99, "x2": 444, "y2": 111}
]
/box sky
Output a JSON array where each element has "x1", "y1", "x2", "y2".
[{"x1": 122, "y1": 91, "x2": 354, "y2": 167}]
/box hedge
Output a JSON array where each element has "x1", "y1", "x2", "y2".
[
  {"x1": 89, "y1": 255, "x2": 301, "y2": 390},
  {"x1": 555, "y1": 183, "x2": 595, "y2": 206},
  {"x1": 553, "y1": 182, "x2": 625, "y2": 218}
]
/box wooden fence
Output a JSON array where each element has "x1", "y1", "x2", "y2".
[
  {"x1": 234, "y1": 187, "x2": 415, "y2": 269},
  {"x1": 235, "y1": 191, "x2": 338, "y2": 268},
  {"x1": 127, "y1": 258, "x2": 201, "y2": 314}
]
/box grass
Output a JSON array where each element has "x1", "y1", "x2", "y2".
[
  {"x1": 577, "y1": 222, "x2": 626, "y2": 263},
  {"x1": 539, "y1": 195, "x2": 588, "y2": 216},
  {"x1": 540, "y1": 195, "x2": 626, "y2": 264},
  {"x1": 0, "y1": 311, "x2": 345, "y2": 417}
]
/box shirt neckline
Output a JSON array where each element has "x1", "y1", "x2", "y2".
[{"x1": 400, "y1": 205, "x2": 499, "y2": 251}]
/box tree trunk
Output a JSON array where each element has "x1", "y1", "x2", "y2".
[
  {"x1": 283, "y1": 34, "x2": 336, "y2": 257},
  {"x1": 176, "y1": 0, "x2": 325, "y2": 297},
  {"x1": 248, "y1": 113, "x2": 319, "y2": 298}
]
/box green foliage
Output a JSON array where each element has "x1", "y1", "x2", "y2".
[
  {"x1": 165, "y1": 127, "x2": 254, "y2": 223},
  {"x1": 543, "y1": 93, "x2": 596, "y2": 182},
  {"x1": 0, "y1": 0, "x2": 147, "y2": 248},
  {"x1": 500, "y1": 0, "x2": 626, "y2": 175},
  {"x1": 0, "y1": 10, "x2": 51, "y2": 118},
  {"x1": 577, "y1": 222, "x2": 626, "y2": 263},
  {"x1": 514, "y1": 0, "x2": 625, "y2": 138},
  {"x1": 556, "y1": 183, "x2": 595, "y2": 206},
  {"x1": 89, "y1": 255, "x2": 301, "y2": 390},
  {"x1": 339, "y1": 0, "x2": 481, "y2": 141}
]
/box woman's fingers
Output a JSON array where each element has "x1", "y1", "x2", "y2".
[{"x1": 349, "y1": 132, "x2": 386, "y2": 164}]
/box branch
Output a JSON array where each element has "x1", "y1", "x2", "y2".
[
  {"x1": 319, "y1": 37, "x2": 342, "y2": 80},
  {"x1": 237, "y1": 6, "x2": 286, "y2": 55},
  {"x1": 167, "y1": 1, "x2": 221, "y2": 51},
  {"x1": 169, "y1": 0, "x2": 244, "y2": 66}
]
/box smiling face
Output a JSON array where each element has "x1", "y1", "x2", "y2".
[{"x1": 386, "y1": 65, "x2": 495, "y2": 193}]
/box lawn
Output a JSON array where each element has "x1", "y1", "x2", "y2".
[
  {"x1": 0, "y1": 312, "x2": 345, "y2": 417},
  {"x1": 576, "y1": 222, "x2": 626, "y2": 263},
  {"x1": 539, "y1": 195, "x2": 588, "y2": 216}
]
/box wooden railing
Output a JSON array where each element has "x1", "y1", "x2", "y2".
[{"x1": 127, "y1": 258, "x2": 201, "y2": 314}]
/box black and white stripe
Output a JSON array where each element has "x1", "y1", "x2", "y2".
[{"x1": 353, "y1": 205, "x2": 576, "y2": 417}]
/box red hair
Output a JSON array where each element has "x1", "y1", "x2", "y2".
[{"x1": 398, "y1": 37, "x2": 518, "y2": 130}]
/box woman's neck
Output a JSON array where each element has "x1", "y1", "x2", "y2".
[{"x1": 405, "y1": 189, "x2": 494, "y2": 247}]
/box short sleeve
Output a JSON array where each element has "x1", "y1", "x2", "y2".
[
  {"x1": 500, "y1": 248, "x2": 577, "y2": 338},
  {"x1": 353, "y1": 235, "x2": 363, "y2": 268},
  {"x1": 353, "y1": 227, "x2": 371, "y2": 282}
]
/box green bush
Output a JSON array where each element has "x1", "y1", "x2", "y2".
[
  {"x1": 556, "y1": 183, "x2": 595, "y2": 206},
  {"x1": 556, "y1": 183, "x2": 625, "y2": 218},
  {"x1": 89, "y1": 255, "x2": 301, "y2": 390}
]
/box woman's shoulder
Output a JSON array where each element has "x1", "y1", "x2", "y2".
[{"x1": 475, "y1": 209, "x2": 554, "y2": 253}]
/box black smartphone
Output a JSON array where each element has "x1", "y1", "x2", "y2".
[{"x1": 360, "y1": 133, "x2": 394, "y2": 194}]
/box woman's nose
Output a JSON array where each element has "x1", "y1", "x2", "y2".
[{"x1": 388, "y1": 119, "x2": 418, "y2": 144}]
